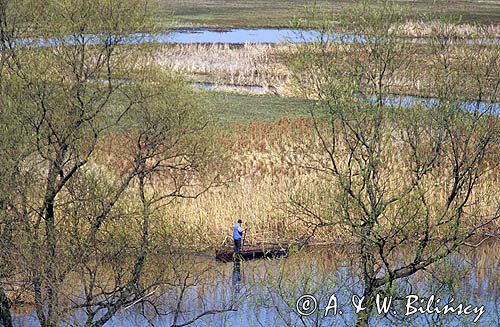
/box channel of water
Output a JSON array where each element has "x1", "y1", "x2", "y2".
[{"x1": 12, "y1": 242, "x2": 500, "y2": 326}]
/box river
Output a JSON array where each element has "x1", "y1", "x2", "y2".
[{"x1": 12, "y1": 241, "x2": 499, "y2": 326}]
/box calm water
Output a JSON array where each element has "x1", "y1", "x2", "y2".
[
  {"x1": 17, "y1": 29, "x2": 366, "y2": 47},
  {"x1": 193, "y1": 82, "x2": 500, "y2": 114},
  {"x1": 18, "y1": 28, "x2": 498, "y2": 47},
  {"x1": 375, "y1": 95, "x2": 499, "y2": 114},
  {"x1": 129, "y1": 28, "x2": 326, "y2": 44},
  {"x1": 151, "y1": 28, "x2": 496, "y2": 45},
  {"x1": 12, "y1": 242, "x2": 500, "y2": 326}
]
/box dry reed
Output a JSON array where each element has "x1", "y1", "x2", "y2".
[{"x1": 92, "y1": 116, "x2": 499, "y2": 250}]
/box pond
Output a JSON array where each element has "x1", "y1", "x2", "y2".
[
  {"x1": 143, "y1": 28, "x2": 495, "y2": 45},
  {"x1": 19, "y1": 28, "x2": 498, "y2": 47},
  {"x1": 16, "y1": 29, "x2": 323, "y2": 48},
  {"x1": 12, "y1": 241, "x2": 499, "y2": 326},
  {"x1": 129, "y1": 28, "x2": 326, "y2": 44}
]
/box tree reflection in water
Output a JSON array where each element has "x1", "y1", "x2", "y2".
[{"x1": 11, "y1": 241, "x2": 499, "y2": 326}]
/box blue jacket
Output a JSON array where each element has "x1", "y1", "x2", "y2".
[{"x1": 233, "y1": 223, "x2": 243, "y2": 240}]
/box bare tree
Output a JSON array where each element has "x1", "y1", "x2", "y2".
[
  {"x1": 64, "y1": 69, "x2": 226, "y2": 326},
  {"x1": 287, "y1": 1, "x2": 499, "y2": 326},
  {"x1": 0, "y1": 1, "x2": 228, "y2": 326}
]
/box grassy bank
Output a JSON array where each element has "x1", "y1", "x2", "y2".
[
  {"x1": 157, "y1": 0, "x2": 500, "y2": 28},
  {"x1": 202, "y1": 92, "x2": 314, "y2": 126}
]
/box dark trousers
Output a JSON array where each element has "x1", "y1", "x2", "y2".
[{"x1": 233, "y1": 239, "x2": 241, "y2": 253}]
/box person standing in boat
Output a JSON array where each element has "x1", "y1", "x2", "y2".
[{"x1": 233, "y1": 219, "x2": 244, "y2": 253}]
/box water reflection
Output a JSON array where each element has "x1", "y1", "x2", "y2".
[
  {"x1": 15, "y1": 29, "x2": 323, "y2": 48},
  {"x1": 132, "y1": 28, "x2": 324, "y2": 44},
  {"x1": 232, "y1": 261, "x2": 242, "y2": 294},
  {"x1": 12, "y1": 241, "x2": 499, "y2": 326},
  {"x1": 16, "y1": 28, "x2": 500, "y2": 48}
]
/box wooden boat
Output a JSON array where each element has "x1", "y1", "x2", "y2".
[{"x1": 215, "y1": 246, "x2": 288, "y2": 262}]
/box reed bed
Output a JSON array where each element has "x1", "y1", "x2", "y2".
[
  {"x1": 92, "y1": 116, "x2": 499, "y2": 251},
  {"x1": 395, "y1": 20, "x2": 500, "y2": 39},
  {"x1": 142, "y1": 40, "x2": 499, "y2": 102},
  {"x1": 148, "y1": 43, "x2": 293, "y2": 95}
]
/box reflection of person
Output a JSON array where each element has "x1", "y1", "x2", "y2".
[
  {"x1": 232, "y1": 261, "x2": 241, "y2": 293},
  {"x1": 233, "y1": 219, "x2": 244, "y2": 253}
]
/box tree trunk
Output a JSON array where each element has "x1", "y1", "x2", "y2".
[
  {"x1": 45, "y1": 199, "x2": 57, "y2": 327},
  {"x1": 356, "y1": 223, "x2": 376, "y2": 327},
  {"x1": 34, "y1": 275, "x2": 46, "y2": 327},
  {"x1": 42, "y1": 162, "x2": 59, "y2": 327},
  {"x1": 355, "y1": 293, "x2": 375, "y2": 327},
  {"x1": 0, "y1": 285, "x2": 13, "y2": 327},
  {"x1": 356, "y1": 312, "x2": 369, "y2": 327}
]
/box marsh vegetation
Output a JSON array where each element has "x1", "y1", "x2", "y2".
[
  {"x1": 0, "y1": 1, "x2": 498, "y2": 327},
  {"x1": 157, "y1": 0, "x2": 500, "y2": 27}
]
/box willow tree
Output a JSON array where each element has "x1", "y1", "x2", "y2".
[
  {"x1": 0, "y1": 0, "x2": 152, "y2": 325},
  {"x1": 0, "y1": 1, "x2": 225, "y2": 326},
  {"x1": 288, "y1": 1, "x2": 499, "y2": 326}
]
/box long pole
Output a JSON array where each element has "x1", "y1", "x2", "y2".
[{"x1": 241, "y1": 227, "x2": 246, "y2": 251}]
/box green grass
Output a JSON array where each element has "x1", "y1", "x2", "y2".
[
  {"x1": 201, "y1": 91, "x2": 314, "y2": 126},
  {"x1": 157, "y1": 0, "x2": 500, "y2": 28},
  {"x1": 88, "y1": 84, "x2": 314, "y2": 132},
  {"x1": 156, "y1": 0, "x2": 313, "y2": 28}
]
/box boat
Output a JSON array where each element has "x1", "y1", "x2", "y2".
[{"x1": 215, "y1": 246, "x2": 288, "y2": 262}]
